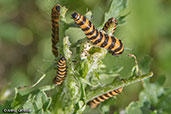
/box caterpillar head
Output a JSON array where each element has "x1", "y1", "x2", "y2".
[
  {"x1": 52, "y1": 4, "x2": 60, "y2": 12},
  {"x1": 72, "y1": 12, "x2": 78, "y2": 19},
  {"x1": 55, "y1": 5, "x2": 60, "y2": 11},
  {"x1": 59, "y1": 54, "x2": 66, "y2": 61}
]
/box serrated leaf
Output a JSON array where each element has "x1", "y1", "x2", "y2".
[
  {"x1": 35, "y1": 92, "x2": 44, "y2": 109},
  {"x1": 140, "y1": 79, "x2": 164, "y2": 105},
  {"x1": 104, "y1": 0, "x2": 128, "y2": 24},
  {"x1": 139, "y1": 56, "x2": 152, "y2": 74},
  {"x1": 125, "y1": 101, "x2": 152, "y2": 114},
  {"x1": 157, "y1": 89, "x2": 171, "y2": 113},
  {"x1": 85, "y1": 11, "x2": 93, "y2": 21},
  {"x1": 125, "y1": 102, "x2": 143, "y2": 114},
  {"x1": 12, "y1": 93, "x2": 28, "y2": 109},
  {"x1": 126, "y1": 75, "x2": 171, "y2": 114},
  {"x1": 81, "y1": 60, "x2": 90, "y2": 78},
  {"x1": 11, "y1": 89, "x2": 52, "y2": 114},
  {"x1": 23, "y1": 100, "x2": 35, "y2": 113},
  {"x1": 63, "y1": 36, "x2": 72, "y2": 61}
]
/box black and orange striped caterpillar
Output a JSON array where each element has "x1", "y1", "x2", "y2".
[
  {"x1": 89, "y1": 87, "x2": 123, "y2": 108},
  {"x1": 53, "y1": 55, "x2": 67, "y2": 85},
  {"x1": 51, "y1": 4, "x2": 60, "y2": 57},
  {"x1": 72, "y1": 12, "x2": 124, "y2": 56},
  {"x1": 102, "y1": 17, "x2": 118, "y2": 35}
]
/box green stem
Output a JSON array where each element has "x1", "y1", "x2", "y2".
[
  {"x1": 17, "y1": 63, "x2": 56, "y2": 90},
  {"x1": 86, "y1": 72, "x2": 153, "y2": 102}
]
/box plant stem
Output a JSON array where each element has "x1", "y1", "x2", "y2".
[{"x1": 86, "y1": 72, "x2": 153, "y2": 102}]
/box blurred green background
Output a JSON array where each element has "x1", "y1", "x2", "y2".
[{"x1": 0, "y1": 0, "x2": 171, "y2": 110}]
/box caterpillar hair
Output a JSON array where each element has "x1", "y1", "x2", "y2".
[
  {"x1": 89, "y1": 87, "x2": 123, "y2": 108},
  {"x1": 53, "y1": 55, "x2": 67, "y2": 85},
  {"x1": 51, "y1": 4, "x2": 60, "y2": 57},
  {"x1": 71, "y1": 12, "x2": 124, "y2": 56}
]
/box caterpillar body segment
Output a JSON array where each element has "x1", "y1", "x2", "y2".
[
  {"x1": 102, "y1": 17, "x2": 118, "y2": 35},
  {"x1": 71, "y1": 12, "x2": 124, "y2": 56},
  {"x1": 89, "y1": 87, "x2": 123, "y2": 108},
  {"x1": 53, "y1": 55, "x2": 67, "y2": 85},
  {"x1": 51, "y1": 4, "x2": 60, "y2": 57}
]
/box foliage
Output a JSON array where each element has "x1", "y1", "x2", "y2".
[
  {"x1": 0, "y1": 0, "x2": 171, "y2": 114},
  {"x1": 125, "y1": 77, "x2": 171, "y2": 114}
]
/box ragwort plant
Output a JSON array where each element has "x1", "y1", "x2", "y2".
[{"x1": 5, "y1": 0, "x2": 171, "y2": 114}]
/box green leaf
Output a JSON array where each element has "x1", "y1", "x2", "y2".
[
  {"x1": 157, "y1": 89, "x2": 171, "y2": 113},
  {"x1": 125, "y1": 102, "x2": 143, "y2": 114},
  {"x1": 11, "y1": 92, "x2": 28, "y2": 109},
  {"x1": 85, "y1": 11, "x2": 93, "y2": 21},
  {"x1": 140, "y1": 76, "x2": 164, "y2": 105},
  {"x1": 139, "y1": 56, "x2": 153, "y2": 74},
  {"x1": 139, "y1": 83, "x2": 164, "y2": 105},
  {"x1": 11, "y1": 89, "x2": 52, "y2": 114},
  {"x1": 63, "y1": 36, "x2": 72, "y2": 61},
  {"x1": 86, "y1": 72, "x2": 153, "y2": 102},
  {"x1": 125, "y1": 75, "x2": 171, "y2": 114},
  {"x1": 156, "y1": 75, "x2": 166, "y2": 86},
  {"x1": 125, "y1": 101, "x2": 152, "y2": 114},
  {"x1": 104, "y1": 0, "x2": 128, "y2": 24}
]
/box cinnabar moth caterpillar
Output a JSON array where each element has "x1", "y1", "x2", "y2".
[
  {"x1": 102, "y1": 17, "x2": 118, "y2": 35},
  {"x1": 53, "y1": 55, "x2": 67, "y2": 85},
  {"x1": 51, "y1": 4, "x2": 60, "y2": 57},
  {"x1": 89, "y1": 87, "x2": 123, "y2": 108},
  {"x1": 71, "y1": 12, "x2": 124, "y2": 56}
]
